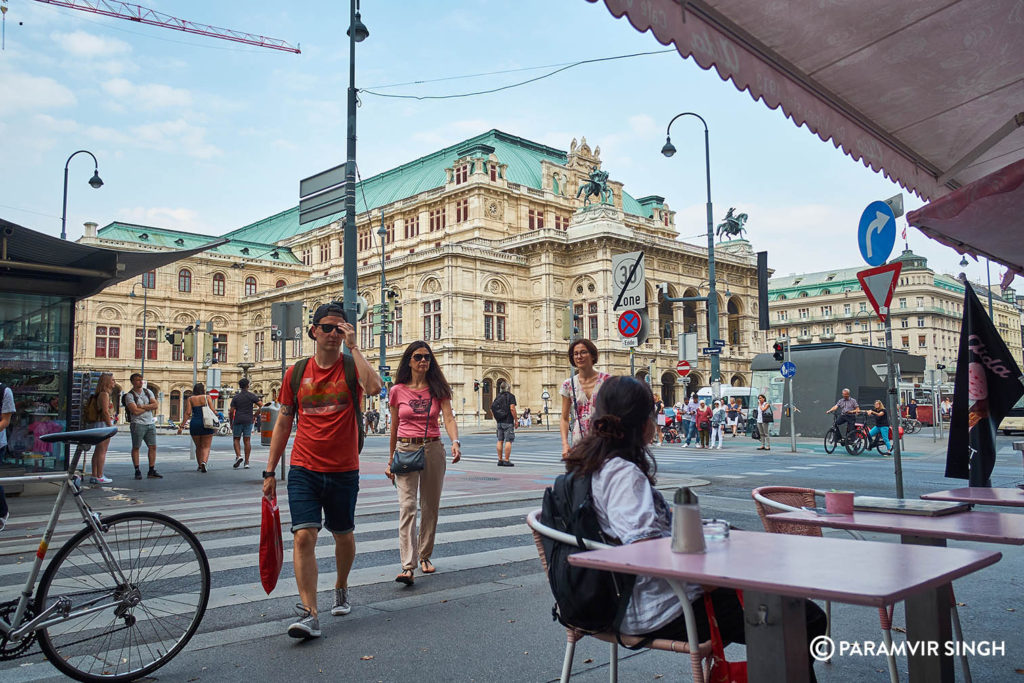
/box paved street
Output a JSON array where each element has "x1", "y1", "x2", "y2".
[{"x1": 1, "y1": 428, "x2": 1021, "y2": 681}]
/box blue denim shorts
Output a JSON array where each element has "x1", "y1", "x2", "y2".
[
  {"x1": 286, "y1": 466, "x2": 359, "y2": 534},
  {"x1": 232, "y1": 421, "x2": 253, "y2": 439}
]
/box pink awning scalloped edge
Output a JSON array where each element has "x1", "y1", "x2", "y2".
[
  {"x1": 588, "y1": 0, "x2": 944, "y2": 202},
  {"x1": 907, "y1": 159, "x2": 1024, "y2": 277}
]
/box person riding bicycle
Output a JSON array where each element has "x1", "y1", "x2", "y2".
[
  {"x1": 825, "y1": 388, "x2": 860, "y2": 444},
  {"x1": 865, "y1": 400, "x2": 892, "y2": 454}
]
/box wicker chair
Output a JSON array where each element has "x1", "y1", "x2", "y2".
[
  {"x1": 751, "y1": 486, "x2": 971, "y2": 683},
  {"x1": 526, "y1": 510, "x2": 713, "y2": 683}
]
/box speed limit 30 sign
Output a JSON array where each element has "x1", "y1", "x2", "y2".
[{"x1": 612, "y1": 251, "x2": 646, "y2": 312}]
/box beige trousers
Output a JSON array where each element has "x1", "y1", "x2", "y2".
[{"x1": 395, "y1": 441, "x2": 446, "y2": 570}]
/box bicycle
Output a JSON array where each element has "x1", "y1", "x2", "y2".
[
  {"x1": 0, "y1": 426, "x2": 210, "y2": 681},
  {"x1": 900, "y1": 417, "x2": 922, "y2": 434},
  {"x1": 848, "y1": 421, "x2": 891, "y2": 456},
  {"x1": 823, "y1": 414, "x2": 864, "y2": 455}
]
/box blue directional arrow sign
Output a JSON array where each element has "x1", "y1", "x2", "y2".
[
  {"x1": 780, "y1": 361, "x2": 796, "y2": 379},
  {"x1": 857, "y1": 200, "x2": 897, "y2": 267}
]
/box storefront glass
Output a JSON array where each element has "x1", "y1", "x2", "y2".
[{"x1": 0, "y1": 294, "x2": 73, "y2": 471}]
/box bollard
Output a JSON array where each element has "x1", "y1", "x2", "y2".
[{"x1": 260, "y1": 405, "x2": 279, "y2": 447}]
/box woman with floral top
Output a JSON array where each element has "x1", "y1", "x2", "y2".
[{"x1": 559, "y1": 339, "x2": 611, "y2": 459}]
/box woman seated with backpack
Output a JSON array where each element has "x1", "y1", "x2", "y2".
[{"x1": 563, "y1": 376, "x2": 827, "y2": 680}]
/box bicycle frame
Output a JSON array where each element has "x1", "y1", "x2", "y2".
[{"x1": 0, "y1": 441, "x2": 129, "y2": 642}]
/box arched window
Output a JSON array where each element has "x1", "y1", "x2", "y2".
[
  {"x1": 178, "y1": 269, "x2": 192, "y2": 292},
  {"x1": 212, "y1": 272, "x2": 225, "y2": 296},
  {"x1": 245, "y1": 276, "x2": 257, "y2": 296},
  {"x1": 276, "y1": 279, "x2": 287, "y2": 288}
]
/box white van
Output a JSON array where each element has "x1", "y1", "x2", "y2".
[{"x1": 695, "y1": 386, "x2": 759, "y2": 410}]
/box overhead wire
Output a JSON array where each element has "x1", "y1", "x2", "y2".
[{"x1": 360, "y1": 49, "x2": 674, "y2": 101}]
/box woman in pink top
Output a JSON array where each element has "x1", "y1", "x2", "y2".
[{"x1": 385, "y1": 341, "x2": 461, "y2": 586}]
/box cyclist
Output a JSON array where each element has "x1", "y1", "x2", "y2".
[
  {"x1": 825, "y1": 388, "x2": 860, "y2": 444},
  {"x1": 865, "y1": 399, "x2": 892, "y2": 454}
]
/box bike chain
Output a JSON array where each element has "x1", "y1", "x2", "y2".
[{"x1": 0, "y1": 592, "x2": 136, "y2": 661}]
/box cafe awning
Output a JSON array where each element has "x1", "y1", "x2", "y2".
[
  {"x1": 0, "y1": 217, "x2": 228, "y2": 299},
  {"x1": 587, "y1": 0, "x2": 1024, "y2": 263}
]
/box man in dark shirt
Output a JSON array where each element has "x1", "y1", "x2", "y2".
[
  {"x1": 907, "y1": 399, "x2": 918, "y2": 420},
  {"x1": 229, "y1": 378, "x2": 262, "y2": 469}
]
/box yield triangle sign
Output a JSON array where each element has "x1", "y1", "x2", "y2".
[{"x1": 857, "y1": 262, "x2": 902, "y2": 322}]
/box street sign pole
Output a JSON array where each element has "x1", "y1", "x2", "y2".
[
  {"x1": 786, "y1": 337, "x2": 795, "y2": 453},
  {"x1": 629, "y1": 348, "x2": 635, "y2": 377},
  {"x1": 884, "y1": 312, "x2": 904, "y2": 498}
]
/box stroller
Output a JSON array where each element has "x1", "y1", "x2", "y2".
[{"x1": 662, "y1": 423, "x2": 682, "y2": 443}]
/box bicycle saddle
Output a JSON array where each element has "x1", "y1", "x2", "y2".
[{"x1": 40, "y1": 426, "x2": 119, "y2": 445}]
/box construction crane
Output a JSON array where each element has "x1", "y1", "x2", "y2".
[{"x1": 31, "y1": 0, "x2": 300, "y2": 53}]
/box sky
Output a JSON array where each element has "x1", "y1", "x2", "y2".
[{"x1": 0, "y1": 0, "x2": 1001, "y2": 285}]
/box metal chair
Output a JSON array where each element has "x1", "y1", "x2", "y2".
[
  {"x1": 526, "y1": 510, "x2": 713, "y2": 683},
  {"x1": 752, "y1": 486, "x2": 972, "y2": 683}
]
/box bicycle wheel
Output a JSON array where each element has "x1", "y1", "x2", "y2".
[
  {"x1": 845, "y1": 431, "x2": 866, "y2": 455},
  {"x1": 824, "y1": 428, "x2": 838, "y2": 454},
  {"x1": 35, "y1": 511, "x2": 210, "y2": 682},
  {"x1": 909, "y1": 419, "x2": 921, "y2": 434},
  {"x1": 876, "y1": 437, "x2": 891, "y2": 455}
]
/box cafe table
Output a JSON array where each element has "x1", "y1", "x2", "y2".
[
  {"x1": 568, "y1": 530, "x2": 1000, "y2": 683},
  {"x1": 921, "y1": 487, "x2": 1024, "y2": 508}
]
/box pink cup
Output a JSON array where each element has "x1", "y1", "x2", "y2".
[{"x1": 825, "y1": 491, "x2": 855, "y2": 514}]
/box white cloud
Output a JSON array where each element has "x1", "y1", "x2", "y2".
[
  {"x1": 50, "y1": 30, "x2": 131, "y2": 58},
  {"x1": 0, "y1": 70, "x2": 76, "y2": 114},
  {"x1": 101, "y1": 78, "x2": 194, "y2": 110},
  {"x1": 131, "y1": 119, "x2": 222, "y2": 159},
  {"x1": 115, "y1": 206, "x2": 205, "y2": 232}
]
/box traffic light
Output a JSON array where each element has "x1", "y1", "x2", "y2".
[
  {"x1": 772, "y1": 341, "x2": 785, "y2": 362},
  {"x1": 210, "y1": 335, "x2": 223, "y2": 363},
  {"x1": 203, "y1": 331, "x2": 214, "y2": 360},
  {"x1": 182, "y1": 328, "x2": 195, "y2": 360},
  {"x1": 561, "y1": 303, "x2": 582, "y2": 340},
  {"x1": 473, "y1": 380, "x2": 480, "y2": 392}
]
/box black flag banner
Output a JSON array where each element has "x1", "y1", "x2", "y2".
[{"x1": 946, "y1": 282, "x2": 1024, "y2": 485}]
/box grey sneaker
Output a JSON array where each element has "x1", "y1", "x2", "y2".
[
  {"x1": 287, "y1": 604, "x2": 321, "y2": 639},
  {"x1": 331, "y1": 587, "x2": 351, "y2": 616}
]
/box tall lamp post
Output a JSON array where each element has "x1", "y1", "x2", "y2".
[
  {"x1": 342, "y1": 1, "x2": 369, "y2": 326},
  {"x1": 61, "y1": 150, "x2": 103, "y2": 240},
  {"x1": 662, "y1": 112, "x2": 721, "y2": 398},
  {"x1": 128, "y1": 281, "x2": 149, "y2": 376}
]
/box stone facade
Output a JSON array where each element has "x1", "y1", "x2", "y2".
[
  {"x1": 768, "y1": 250, "x2": 1022, "y2": 384},
  {"x1": 74, "y1": 131, "x2": 763, "y2": 421}
]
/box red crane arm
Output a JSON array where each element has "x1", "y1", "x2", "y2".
[{"x1": 34, "y1": 0, "x2": 300, "y2": 53}]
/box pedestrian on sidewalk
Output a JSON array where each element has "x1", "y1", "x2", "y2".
[
  {"x1": 124, "y1": 373, "x2": 162, "y2": 480},
  {"x1": 695, "y1": 400, "x2": 712, "y2": 448},
  {"x1": 560, "y1": 339, "x2": 611, "y2": 459},
  {"x1": 563, "y1": 376, "x2": 827, "y2": 680},
  {"x1": 680, "y1": 394, "x2": 698, "y2": 447},
  {"x1": 179, "y1": 383, "x2": 216, "y2": 472},
  {"x1": 653, "y1": 395, "x2": 664, "y2": 445},
  {"x1": 229, "y1": 378, "x2": 262, "y2": 469},
  {"x1": 264, "y1": 302, "x2": 382, "y2": 639},
  {"x1": 85, "y1": 373, "x2": 115, "y2": 484},
  {"x1": 386, "y1": 341, "x2": 461, "y2": 586},
  {"x1": 710, "y1": 399, "x2": 726, "y2": 449},
  {"x1": 0, "y1": 382, "x2": 14, "y2": 531},
  {"x1": 491, "y1": 384, "x2": 517, "y2": 467},
  {"x1": 726, "y1": 397, "x2": 740, "y2": 437},
  {"x1": 756, "y1": 394, "x2": 772, "y2": 451}
]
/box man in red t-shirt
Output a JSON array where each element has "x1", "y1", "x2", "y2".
[{"x1": 263, "y1": 302, "x2": 382, "y2": 639}]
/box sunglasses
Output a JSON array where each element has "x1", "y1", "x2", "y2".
[
  {"x1": 412, "y1": 353, "x2": 432, "y2": 362},
  {"x1": 313, "y1": 323, "x2": 345, "y2": 334}
]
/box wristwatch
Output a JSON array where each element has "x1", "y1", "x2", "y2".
[
  {"x1": 453, "y1": 439, "x2": 461, "y2": 445},
  {"x1": 262, "y1": 470, "x2": 276, "y2": 479}
]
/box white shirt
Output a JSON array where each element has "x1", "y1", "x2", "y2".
[{"x1": 591, "y1": 457, "x2": 701, "y2": 634}]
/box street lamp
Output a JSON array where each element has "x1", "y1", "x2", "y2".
[
  {"x1": 342, "y1": 0, "x2": 369, "y2": 327},
  {"x1": 61, "y1": 150, "x2": 103, "y2": 240},
  {"x1": 128, "y1": 280, "x2": 149, "y2": 375},
  {"x1": 662, "y1": 112, "x2": 721, "y2": 397},
  {"x1": 958, "y1": 254, "x2": 994, "y2": 317}
]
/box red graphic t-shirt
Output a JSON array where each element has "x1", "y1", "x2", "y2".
[{"x1": 279, "y1": 357, "x2": 363, "y2": 473}]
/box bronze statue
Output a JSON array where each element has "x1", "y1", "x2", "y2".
[
  {"x1": 576, "y1": 167, "x2": 612, "y2": 206},
  {"x1": 716, "y1": 207, "x2": 748, "y2": 240}
]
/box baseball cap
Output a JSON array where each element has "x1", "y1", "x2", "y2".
[{"x1": 308, "y1": 301, "x2": 348, "y2": 339}]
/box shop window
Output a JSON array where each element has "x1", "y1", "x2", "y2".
[
  {"x1": 96, "y1": 326, "x2": 120, "y2": 358},
  {"x1": 178, "y1": 269, "x2": 192, "y2": 293},
  {"x1": 212, "y1": 272, "x2": 225, "y2": 296}
]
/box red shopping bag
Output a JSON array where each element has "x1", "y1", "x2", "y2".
[
  {"x1": 259, "y1": 495, "x2": 283, "y2": 594},
  {"x1": 704, "y1": 592, "x2": 748, "y2": 683}
]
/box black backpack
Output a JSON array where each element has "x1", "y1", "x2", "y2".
[
  {"x1": 289, "y1": 355, "x2": 364, "y2": 453},
  {"x1": 490, "y1": 392, "x2": 511, "y2": 422},
  {"x1": 540, "y1": 472, "x2": 637, "y2": 634}
]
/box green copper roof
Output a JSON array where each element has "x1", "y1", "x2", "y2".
[
  {"x1": 226, "y1": 129, "x2": 654, "y2": 244},
  {"x1": 95, "y1": 222, "x2": 301, "y2": 264}
]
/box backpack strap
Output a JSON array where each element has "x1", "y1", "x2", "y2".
[{"x1": 342, "y1": 353, "x2": 365, "y2": 452}]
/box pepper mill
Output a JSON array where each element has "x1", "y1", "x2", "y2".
[{"x1": 671, "y1": 486, "x2": 706, "y2": 554}]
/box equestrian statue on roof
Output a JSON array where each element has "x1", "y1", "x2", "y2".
[
  {"x1": 716, "y1": 207, "x2": 748, "y2": 240},
  {"x1": 576, "y1": 167, "x2": 613, "y2": 206}
]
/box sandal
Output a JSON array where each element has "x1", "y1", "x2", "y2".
[
  {"x1": 395, "y1": 569, "x2": 414, "y2": 585},
  {"x1": 420, "y1": 559, "x2": 436, "y2": 574}
]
